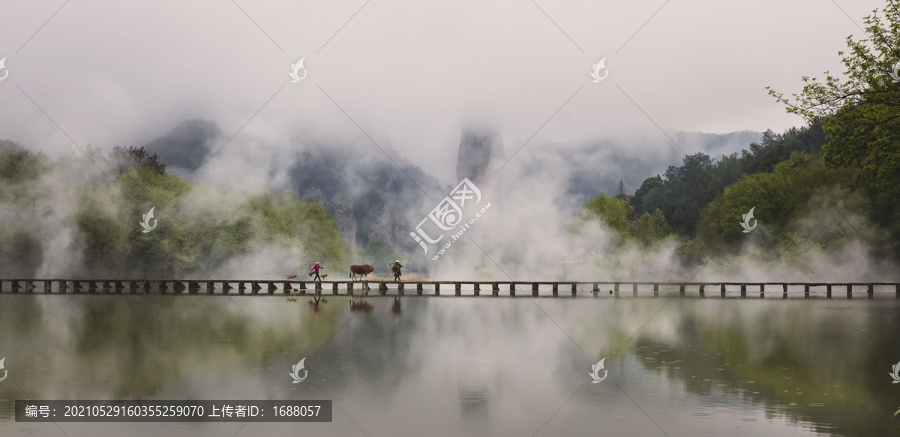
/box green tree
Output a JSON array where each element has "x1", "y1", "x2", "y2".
[{"x1": 767, "y1": 0, "x2": 900, "y2": 249}]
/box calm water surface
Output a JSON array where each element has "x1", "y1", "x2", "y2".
[{"x1": 1, "y1": 293, "x2": 899, "y2": 436}]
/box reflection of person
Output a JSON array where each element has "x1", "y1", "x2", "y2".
[
  {"x1": 311, "y1": 262, "x2": 324, "y2": 282},
  {"x1": 391, "y1": 297, "x2": 401, "y2": 317},
  {"x1": 308, "y1": 296, "x2": 326, "y2": 315},
  {"x1": 391, "y1": 260, "x2": 404, "y2": 281}
]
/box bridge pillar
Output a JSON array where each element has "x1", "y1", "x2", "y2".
[
  {"x1": 474, "y1": 283, "x2": 480, "y2": 296},
  {"x1": 868, "y1": 283, "x2": 874, "y2": 299},
  {"x1": 332, "y1": 282, "x2": 338, "y2": 296},
  {"x1": 417, "y1": 283, "x2": 423, "y2": 296},
  {"x1": 571, "y1": 283, "x2": 577, "y2": 296},
  {"x1": 143, "y1": 281, "x2": 151, "y2": 294},
  {"x1": 533, "y1": 283, "x2": 539, "y2": 297},
  {"x1": 492, "y1": 283, "x2": 499, "y2": 297},
  {"x1": 238, "y1": 282, "x2": 245, "y2": 295},
  {"x1": 44, "y1": 281, "x2": 52, "y2": 294},
  {"x1": 174, "y1": 282, "x2": 185, "y2": 294},
  {"x1": 435, "y1": 283, "x2": 440, "y2": 296},
  {"x1": 783, "y1": 283, "x2": 788, "y2": 299},
  {"x1": 206, "y1": 282, "x2": 214, "y2": 294},
  {"x1": 553, "y1": 283, "x2": 559, "y2": 297},
  {"x1": 398, "y1": 282, "x2": 404, "y2": 296},
  {"x1": 88, "y1": 281, "x2": 97, "y2": 293},
  {"x1": 251, "y1": 282, "x2": 262, "y2": 295},
  {"x1": 615, "y1": 283, "x2": 620, "y2": 297},
  {"x1": 297, "y1": 281, "x2": 306, "y2": 295},
  {"x1": 455, "y1": 283, "x2": 461, "y2": 296},
  {"x1": 826, "y1": 284, "x2": 832, "y2": 299},
  {"x1": 159, "y1": 281, "x2": 168, "y2": 294},
  {"x1": 633, "y1": 283, "x2": 638, "y2": 297},
  {"x1": 760, "y1": 283, "x2": 765, "y2": 299},
  {"x1": 847, "y1": 284, "x2": 852, "y2": 299},
  {"x1": 804, "y1": 284, "x2": 809, "y2": 298},
  {"x1": 740, "y1": 284, "x2": 746, "y2": 298},
  {"x1": 348, "y1": 282, "x2": 354, "y2": 296},
  {"x1": 267, "y1": 282, "x2": 277, "y2": 295},
  {"x1": 59, "y1": 280, "x2": 67, "y2": 294},
  {"x1": 510, "y1": 283, "x2": 515, "y2": 297},
  {"x1": 720, "y1": 283, "x2": 725, "y2": 298},
  {"x1": 699, "y1": 284, "x2": 704, "y2": 298},
  {"x1": 678, "y1": 283, "x2": 683, "y2": 296}
]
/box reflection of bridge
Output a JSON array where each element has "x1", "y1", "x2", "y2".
[{"x1": 1, "y1": 280, "x2": 899, "y2": 298}]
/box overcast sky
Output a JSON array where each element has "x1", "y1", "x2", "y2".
[{"x1": 0, "y1": 0, "x2": 886, "y2": 183}]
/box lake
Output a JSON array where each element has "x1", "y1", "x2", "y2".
[{"x1": 1, "y1": 294, "x2": 898, "y2": 436}]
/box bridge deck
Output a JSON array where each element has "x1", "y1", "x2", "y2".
[{"x1": 0, "y1": 279, "x2": 899, "y2": 299}]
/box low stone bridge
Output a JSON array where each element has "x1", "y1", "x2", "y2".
[{"x1": 1, "y1": 279, "x2": 899, "y2": 299}]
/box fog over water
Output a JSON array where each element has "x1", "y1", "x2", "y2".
[{"x1": 0, "y1": 0, "x2": 896, "y2": 281}]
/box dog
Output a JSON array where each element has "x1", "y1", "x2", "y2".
[{"x1": 286, "y1": 275, "x2": 297, "y2": 280}]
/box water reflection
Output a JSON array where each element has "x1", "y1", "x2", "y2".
[{"x1": 0, "y1": 296, "x2": 898, "y2": 436}]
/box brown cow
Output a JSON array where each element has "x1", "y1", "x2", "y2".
[{"x1": 349, "y1": 264, "x2": 375, "y2": 281}]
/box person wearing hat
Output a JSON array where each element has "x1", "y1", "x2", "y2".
[
  {"x1": 311, "y1": 262, "x2": 325, "y2": 282},
  {"x1": 390, "y1": 260, "x2": 404, "y2": 281}
]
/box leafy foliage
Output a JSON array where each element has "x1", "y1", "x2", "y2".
[{"x1": 767, "y1": 0, "x2": 900, "y2": 249}]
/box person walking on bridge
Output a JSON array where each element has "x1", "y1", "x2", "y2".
[
  {"x1": 311, "y1": 262, "x2": 325, "y2": 282},
  {"x1": 390, "y1": 260, "x2": 404, "y2": 281}
]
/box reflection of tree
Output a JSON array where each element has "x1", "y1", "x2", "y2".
[
  {"x1": 0, "y1": 296, "x2": 342, "y2": 406},
  {"x1": 629, "y1": 301, "x2": 900, "y2": 436}
]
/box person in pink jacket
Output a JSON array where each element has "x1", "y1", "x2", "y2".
[{"x1": 311, "y1": 262, "x2": 324, "y2": 282}]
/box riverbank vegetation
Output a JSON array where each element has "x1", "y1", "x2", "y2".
[
  {"x1": 582, "y1": 1, "x2": 900, "y2": 268},
  {"x1": 0, "y1": 140, "x2": 350, "y2": 278}
]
